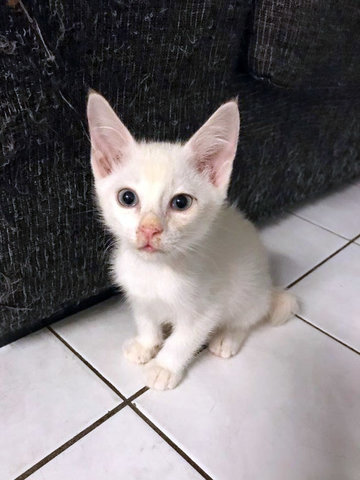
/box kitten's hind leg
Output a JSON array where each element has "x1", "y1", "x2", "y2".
[
  {"x1": 208, "y1": 326, "x2": 248, "y2": 359},
  {"x1": 210, "y1": 293, "x2": 272, "y2": 358}
]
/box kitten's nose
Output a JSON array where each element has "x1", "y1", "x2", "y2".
[
  {"x1": 139, "y1": 225, "x2": 163, "y2": 241},
  {"x1": 137, "y1": 214, "x2": 163, "y2": 242}
]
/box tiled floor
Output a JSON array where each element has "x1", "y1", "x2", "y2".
[{"x1": 1, "y1": 181, "x2": 360, "y2": 480}]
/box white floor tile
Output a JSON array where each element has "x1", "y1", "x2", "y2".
[
  {"x1": 291, "y1": 243, "x2": 360, "y2": 352},
  {"x1": 52, "y1": 297, "x2": 145, "y2": 397},
  {"x1": 136, "y1": 320, "x2": 360, "y2": 480},
  {"x1": 259, "y1": 215, "x2": 346, "y2": 287},
  {"x1": 0, "y1": 330, "x2": 120, "y2": 480},
  {"x1": 29, "y1": 407, "x2": 201, "y2": 480},
  {"x1": 291, "y1": 183, "x2": 360, "y2": 239}
]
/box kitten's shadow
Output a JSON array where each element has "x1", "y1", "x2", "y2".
[
  {"x1": 162, "y1": 322, "x2": 173, "y2": 340},
  {"x1": 267, "y1": 251, "x2": 297, "y2": 287}
]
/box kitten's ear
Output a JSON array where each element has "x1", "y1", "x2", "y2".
[
  {"x1": 87, "y1": 91, "x2": 135, "y2": 178},
  {"x1": 184, "y1": 100, "x2": 240, "y2": 192}
]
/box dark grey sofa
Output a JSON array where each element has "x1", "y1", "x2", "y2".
[{"x1": 1, "y1": 0, "x2": 359, "y2": 346}]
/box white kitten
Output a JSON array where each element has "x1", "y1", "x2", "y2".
[{"x1": 87, "y1": 92, "x2": 298, "y2": 390}]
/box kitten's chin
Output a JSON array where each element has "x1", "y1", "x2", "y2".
[
  {"x1": 141, "y1": 244, "x2": 158, "y2": 253},
  {"x1": 136, "y1": 245, "x2": 166, "y2": 258}
]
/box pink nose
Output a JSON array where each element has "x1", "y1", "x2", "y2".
[{"x1": 138, "y1": 224, "x2": 163, "y2": 241}]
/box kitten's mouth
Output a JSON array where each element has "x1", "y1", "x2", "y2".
[{"x1": 139, "y1": 243, "x2": 160, "y2": 253}]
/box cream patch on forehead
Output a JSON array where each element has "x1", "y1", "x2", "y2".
[
  {"x1": 137, "y1": 143, "x2": 182, "y2": 185},
  {"x1": 141, "y1": 156, "x2": 173, "y2": 186}
]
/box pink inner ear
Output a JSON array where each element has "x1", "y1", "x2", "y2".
[
  {"x1": 91, "y1": 126, "x2": 126, "y2": 172},
  {"x1": 196, "y1": 147, "x2": 232, "y2": 187},
  {"x1": 185, "y1": 101, "x2": 240, "y2": 190},
  {"x1": 87, "y1": 93, "x2": 135, "y2": 178},
  {"x1": 91, "y1": 149, "x2": 112, "y2": 178},
  {"x1": 197, "y1": 157, "x2": 217, "y2": 186}
]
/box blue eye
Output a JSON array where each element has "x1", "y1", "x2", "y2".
[
  {"x1": 170, "y1": 194, "x2": 193, "y2": 211},
  {"x1": 118, "y1": 189, "x2": 138, "y2": 207}
]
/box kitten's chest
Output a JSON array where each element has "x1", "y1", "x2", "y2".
[{"x1": 114, "y1": 251, "x2": 188, "y2": 303}]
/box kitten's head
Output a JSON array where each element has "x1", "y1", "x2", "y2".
[{"x1": 87, "y1": 92, "x2": 240, "y2": 259}]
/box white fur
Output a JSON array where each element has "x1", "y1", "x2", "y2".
[{"x1": 87, "y1": 93, "x2": 298, "y2": 390}]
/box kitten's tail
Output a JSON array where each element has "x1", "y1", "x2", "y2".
[{"x1": 268, "y1": 290, "x2": 299, "y2": 326}]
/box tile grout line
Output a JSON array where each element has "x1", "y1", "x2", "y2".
[
  {"x1": 47, "y1": 326, "x2": 150, "y2": 401},
  {"x1": 286, "y1": 233, "x2": 359, "y2": 289},
  {"x1": 45, "y1": 326, "x2": 211, "y2": 479},
  {"x1": 47, "y1": 326, "x2": 127, "y2": 401},
  {"x1": 288, "y1": 211, "x2": 351, "y2": 240},
  {"x1": 46, "y1": 327, "x2": 212, "y2": 479},
  {"x1": 128, "y1": 386, "x2": 150, "y2": 402},
  {"x1": 14, "y1": 402, "x2": 126, "y2": 480},
  {"x1": 287, "y1": 231, "x2": 360, "y2": 353},
  {"x1": 14, "y1": 387, "x2": 149, "y2": 480},
  {"x1": 15, "y1": 390, "x2": 213, "y2": 480},
  {"x1": 295, "y1": 314, "x2": 360, "y2": 356},
  {"x1": 129, "y1": 402, "x2": 214, "y2": 480}
]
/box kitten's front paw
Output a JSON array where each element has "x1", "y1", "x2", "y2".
[
  {"x1": 145, "y1": 361, "x2": 182, "y2": 390},
  {"x1": 123, "y1": 338, "x2": 159, "y2": 365}
]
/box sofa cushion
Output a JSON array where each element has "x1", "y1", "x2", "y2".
[{"x1": 248, "y1": 0, "x2": 360, "y2": 89}]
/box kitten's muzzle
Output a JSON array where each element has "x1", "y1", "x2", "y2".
[{"x1": 136, "y1": 213, "x2": 164, "y2": 252}]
